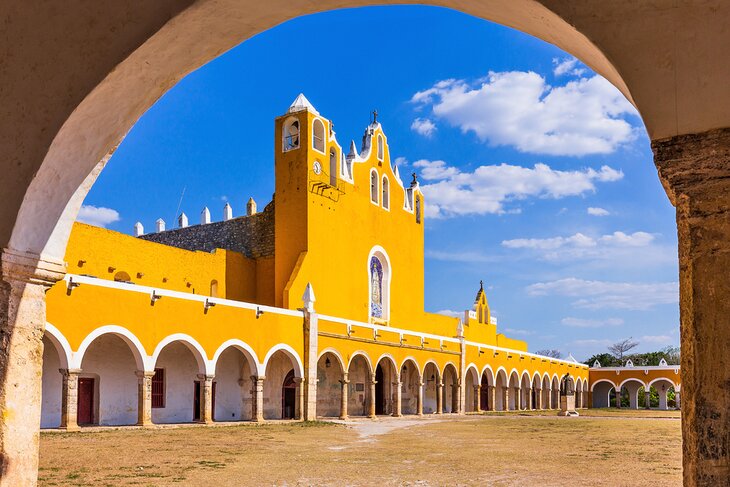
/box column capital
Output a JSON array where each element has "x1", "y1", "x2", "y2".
[
  {"x1": 293, "y1": 377, "x2": 304, "y2": 385},
  {"x1": 196, "y1": 373, "x2": 215, "y2": 382},
  {"x1": 136, "y1": 370, "x2": 156, "y2": 379},
  {"x1": 1, "y1": 248, "x2": 66, "y2": 287},
  {"x1": 251, "y1": 375, "x2": 266, "y2": 382},
  {"x1": 59, "y1": 368, "x2": 82, "y2": 376}
]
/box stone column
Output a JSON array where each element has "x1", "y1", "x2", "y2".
[
  {"x1": 294, "y1": 377, "x2": 305, "y2": 419},
  {"x1": 417, "y1": 381, "x2": 424, "y2": 416},
  {"x1": 645, "y1": 389, "x2": 651, "y2": 410},
  {"x1": 654, "y1": 129, "x2": 730, "y2": 486},
  {"x1": 436, "y1": 382, "x2": 443, "y2": 414},
  {"x1": 136, "y1": 370, "x2": 155, "y2": 427},
  {"x1": 501, "y1": 387, "x2": 509, "y2": 411},
  {"x1": 451, "y1": 384, "x2": 459, "y2": 414},
  {"x1": 0, "y1": 249, "x2": 66, "y2": 487},
  {"x1": 473, "y1": 385, "x2": 481, "y2": 413},
  {"x1": 488, "y1": 385, "x2": 496, "y2": 411},
  {"x1": 393, "y1": 380, "x2": 402, "y2": 417},
  {"x1": 534, "y1": 388, "x2": 541, "y2": 410},
  {"x1": 197, "y1": 374, "x2": 214, "y2": 424},
  {"x1": 614, "y1": 389, "x2": 622, "y2": 409},
  {"x1": 368, "y1": 374, "x2": 376, "y2": 418},
  {"x1": 302, "y1": 286, "x2": 318, "y2": 421},
  {"x1": 675, "y1": 391, "x2": 681, "y2": 410},
  {"x1": 251, "y1": 375, "x2": 265, "y2": 422},
  {"x1": 60, "y1": 368, "x2": 81, "y2": 431},
  {"x1": 514, "y1": 387, "x2": 521, "y2": 410},
  {"x1": 527, "y1": 388, "x2": 533, "y2": 410},
  {"x1": 339, "y1": 372, "x2": 349, "y2": 420}
]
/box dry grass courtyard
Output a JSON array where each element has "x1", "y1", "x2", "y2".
[{"x1": 39, "y1": 410, "x2": 681, "y2": 486}]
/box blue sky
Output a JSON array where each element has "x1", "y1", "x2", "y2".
[{"x1": 81, "y1": 6, "x2": 679, "y2": 361}]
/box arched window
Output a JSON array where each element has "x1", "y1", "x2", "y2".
[
  {"x1": 370, "y1": 170, "x2": 378, "y2": 204},
  {"x1": 113, "y1": 271, "x2": 131, "y2": 283},
  {"x1": 368, "y1": 247, "x2": 390, "y2": 321},
  {"x1": 210, "y1": 280, "x2": 218, "y2": 298},
  {"x1": 382, "y1": 176, "x2": 389, "y2": 210},
  {"x1": 283, "y1": 119, "x2": 299, "y2": 151},
  {"x1": 313, "y1": 119, "x2": 325, "y2": 153},
  {"x1": 329, "y1": 148, "x2": 337, "y2": 186},
  {"x1": 377, "y1": 134, "x2": 384, "y2": 161},
  {"x1": 415, "y1": 195, "x2": 421, "y2": 224}
]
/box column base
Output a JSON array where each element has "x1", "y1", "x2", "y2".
[{"x1": 59, "y1": 425, "x2": 80, "y2": 432}]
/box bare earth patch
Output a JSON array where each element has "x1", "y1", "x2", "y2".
[{"x1": 39, "y1": 411, "x2": 681, "y2": 486}]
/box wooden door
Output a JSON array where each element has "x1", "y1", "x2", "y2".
[
  {"x1": 281, "y1": 370, "x2": 296, "y2": 419},
  {"x1": 77, "y1": 378, "x2": 95, "y2": 425},
  {"x1": 193, "y1": 381, "x2": 201, "y2": 421}
]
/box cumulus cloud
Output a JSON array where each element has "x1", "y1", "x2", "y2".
[
  {"x1": 553, "y1": 57, "x2": 586, "y2": 77},
  {"x1": 502, "y1": 231, "x2": 654, "y2": 251},
  {"x1": 435, "y1": 309, "x2": 462, "y2": 318},
  {"x1": 411, "y1": 118, "x2": 437, "y2": 137},
  {"x1": 76, "y1": 205, "x2": 120, "y2": 228},
  {"x1": 425, "y1": 249, "x2": 496, "y2": 263},
  {"x1": 526, "y1": 278, "x2": 678, "y2": 310},
  {"x1": 409, "y1": 158, "x2": 622, "y2": 218},
  {"x1": 411, "y1": 70, "x2": 638, "y2": 156},
  {"x1": 561, "y1": 317, "x2": 624, "y2": 328},
  {"x1": 504, "y1": 327, "x2": 535, "y2": 336},
  {"x1": 587, "y1": 207, "x2": 610, "y2": 216}
]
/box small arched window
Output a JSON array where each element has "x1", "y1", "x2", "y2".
[
  {"x1": 377, "y1": 134, "x2": 384, "y2": 161},
  {"x1": 114, "y1": 271, "x2": 131, "y2": 283},
  {"x1": 368, "y1": 247, "x2": 391, "y2": 321},
  {"x1": 313, "y1": 119, "x2": 325, "y2": 153},
  {"x1": 283, "y1": 119, "x2": 300, "y2": 151},
  {"x1": 370, "y1": 170, "x2": 378, "y2": 204},
  {"x1": 382, "y1": 176, "x2": 389, "y2": 210},
  {"x1": 329, "y1": 148, "x2": 337, "y2": 186},
  {"x1": 210, "y1": 280, "x2": 218, "y2": 298},
  {"x1": 415, "y1": 195, "x2": 421, "y2": 224}
]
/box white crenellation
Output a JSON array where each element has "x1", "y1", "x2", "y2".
[
  {"x1": 178, "y1": 212, "x2": 188, "y2": 228},
  {"x1": 133, "y1": 222, "x2": 144, "y2": 237},
  {"x1": 247, "y1": 197, "x2": 257, "y2": 216},
  {"x1": 155, "y1": 218, "x2": 166, "y2": 233},
  {"x1": 223, "y1": 203, "x2": 233, "y2": 221},
  {"x1": 201, "y1": 207, "x2": 211, "y2": 225}
]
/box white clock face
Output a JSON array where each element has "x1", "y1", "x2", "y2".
[{"x1": 313, "y1": 161, "x2": 322, "y2": 175}]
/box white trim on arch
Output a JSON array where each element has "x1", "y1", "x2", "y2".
[
  {"x1": 648, "y1": 377, "x2": 678, "y2": 389},
  {"x1": 480, "y1": 364, "x2": 495, "y2": 384},
  {"x1": 422, "y1": 359, "x2": 441, "y2": 380},
  {"x1": 508, "y1": 368, "x2": 521, "y2": 386},
  {"x1": 318, "y1": 348, "x2": 346, "y2": 373},
  {"x1": 590, "y1": 378, "x2": 618, "y2": 392},
  {"x1": 367, "y1": 245, "x2": 392, "y2": 322},
  {"x1": 494, "y1": 366, "x2": 508, "y2": 384},
  {"x1": 618, "y1": 377, "x2": 647, "y2": 390},
  {"x1": 262, "y1": 343, "x2": 304, "y2": 378},
  {"x1": 44, "y1": 323, "x2": 72, "y2": 369},
  {"x1": 72, "y1": 325, "x2": 148, "y2": 371},
  {"x1": 349, "y1": 351, "x2": 375, "y2": 374},
  {"x1": 152, "y1": 333, "x2": 211, "y2": 375},
  {"x1": 211, "y1": 339, "x2": 261, "y2": 376},
  {"x1": 442, "y1": 361, "x2": 459, "y2": 379},
  {"x1": 464, "y1": 363, "x2": 480, "y2": 383},
  {"x1": 400, "y1": 356, "x2": 422, "y2": 380},
  {"x1": 531, "y1": 371, "x2": 542, "y2": 386}
]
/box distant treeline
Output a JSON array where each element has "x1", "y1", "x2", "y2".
[{"x1": 584, "y1": 346, "x2": 680, "y2": 368}]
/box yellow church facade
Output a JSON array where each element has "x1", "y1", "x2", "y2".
[{"x1": 41, "y1": 95, "x2": 590, "y2": 429}]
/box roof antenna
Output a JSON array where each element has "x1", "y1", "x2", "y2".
[{"x1": 174, "y1": 185, "x2": 186, "y2": 223}]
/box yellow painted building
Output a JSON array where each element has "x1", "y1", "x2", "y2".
[{"x1": 41, "y1": 95, "x2": 595, "y2": 429}]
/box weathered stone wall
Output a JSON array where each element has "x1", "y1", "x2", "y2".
[{"x1": 141, "y1": 202, "x2": 275, "y2": 259}]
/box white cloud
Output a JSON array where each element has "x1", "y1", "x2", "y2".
[
  {"x1": 425, "y1": 249, "x2": 496, "y2": 263},
  {"x1": 394, "y1": 156, "x2": 408, "y2": 167},
  {"x1": 435, "y1": 309, "x2": 462, "y2": 318},
  {"x1": 76, "y1": 205, "x2": 120, "y2": 228},
  {"x1": 587, "y1": 207, "x2": 609, "y2": 216},
  {"x1": 410, "y1": 158, "x2": 622, "y2": 218},
  {"x1": 502, "y1": 231, "x2": 654, "y2": 251},
  {"x1": 639, "y1": 335, "x2": 674, "y2": 345},
  {"x1": 411, "y1": 118, "x2": 437, "y2": 137},
  {"x1": 553, "y1": 57, "x2": 586, "y2": 77},
  {"x1": 411, "y1": 70, "x2": 638, "y2": 156},
  {"x1": 504, "y1": 327, "x2": 535, "y2": 336},
  {"x1": 526, "y1": 278, "x2": 678, "y2": 310},
  {"x1": 561, "y1": 317, "x2": 624, "y2": 328}
]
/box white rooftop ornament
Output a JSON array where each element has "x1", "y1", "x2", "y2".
[
  {"x1": 659, "y1": 358, "x2": 668, "y2": 366},
  {"x1": 223, "y1": 203, "x2": 233, "y2": 221},
  {"x1": 201, "y1": 207, "x2": 211, "y2": 225},
  {"x1": 133, "y1": 222, "x2": 144, "y2": 237},
  {"x1": 625, "y1": 359, "x2": 634, "y2": 367},
  {"x1": 288, "y1": 93, "x2": 319, "y2": 115},
  {"x1": 347, "y1": 140, "x2": 358, "y2": 159},
  {"x1": 567, "y1": 353, "x2": 578, "y2": 363},
  {"x1": 489, "y1": 316, "x2": 498, "y2": 325},
  {"x1": 593, "y1": 360, "x2": 601, "y2": 368},
  {"x1": 155, "y1": 218, "x2": 166, "y2": 233},
  {"x1": 302, "y1": 283, "x2": 316, "y2": 312},
  {"x1": 178, "y1": 212, "x2": 188, "y2": 228},
  {"x1": 456, "y1": 319, "x2": 464, "y2": 338},
  {"x1": 247, "y1": 197, "x2": 257, "y2": 216}
]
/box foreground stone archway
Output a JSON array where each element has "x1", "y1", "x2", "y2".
[{"x1": 2, "y1": 2, "x2": 730, "y2": 485}]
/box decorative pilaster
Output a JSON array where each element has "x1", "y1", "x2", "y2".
[
  {"x1": 339, "y1": 373, "x2": 349, "y2": 420},
  {"x1": 136, "y1": 370, "x2": 155, "y2": 426},
  {"x1": 436, "y1": 382, "x2": 443, "y2": 414},
  {"x1": 60, "y1": 368, "x2": 81, "y2": 431},
  {"x1": 252, "y1": 375, "x2": 265, "y2": 422},
  {"x1": 302, "y1": 284, "x2": 318, "y2": 421},
  {"x1": 0, "y1": 248, "x2": 66, "y2": 487}
]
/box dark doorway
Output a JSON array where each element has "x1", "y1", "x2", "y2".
[
  {"x1": 282, "y1": 370, "x2": 296, "y2": 419},
  {"x1": 480, "y1": 377, "x2": 489, "y2": 411},
  {"x1": 77, "y1": 377, "x2": 95, "y2": 425},
  {"x1": 193, "y1": 380, "x2": 217, "y2": 422},
  {"x1": 375, "y1": 364, "x2": 385, "y2": 415}
]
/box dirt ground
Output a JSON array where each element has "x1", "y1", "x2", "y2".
[{"x1": 39, "y1": 410, "x2": 681, "y2": 486}]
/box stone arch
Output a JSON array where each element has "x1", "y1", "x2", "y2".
[
  {"x1": 318, "y1": 348, "x2": 346, "y2": 374},
  {"x1": 531, "y1": 372, "x2": 542, "y2": 410},
  {"x1": 152, "y1": 333, "x2": 210, "y2": 376},
  {"x1": 479, "y1": 365, "x2": 495, "y2": 411},
  {"x1": 508, "y1": 370, "x2": 521, "y2": 411},
  {"x1": 495, "y1": 368, "x2": 508, "y2": 411},
  {"x1": 348, "y1": 353, "x2": 374, "y2": 417},
  {"x1": 263, "y1": 348, "x2": 301, "y2": 420},
  {"x1": 262, "y1": 343, "x2": 304, "y2": 379},
  {"x1": 211, "y1": 339, "x2": 260, "y2": 422},
  {"x1": 550, "y1": 375, "x2": 560, "y2": 409},
  {"x1": 73, "y1": 325, "x2": 147, "y2": 371},
  {"x1": 211, "y1": 339, "x2": 260, "y2": 376},
  {"x1": 40, "y1": 326, "x2": 70, "y2": 428},
  {"x1": 373, "y1": 354, "x2": 397, "y2": 416},
  {"x1": 349, "y1": 351, "x2": 375, "y2": 376},
  {"x1": 520, "y1": 371, "x2": 531, "y2": 410},
  {"x1": 442, "y1": 362, "x2": 459, "y2": 414},
  {"x1": 422, "y1": 361, "x2": 440, "y2": 414},
  {"x1": 648, "y1": 378, "x2": 676, "y2": 410},
  {"x1": 44, "y1": 323, "x2": 71, "y2": 370},
  {"x1": 591, "y1": 379, "x2": 617, "y2": 408},
  {"x1": 400, "y1": 357, "x2": 421, "y2": 415},
  {"x1": 464, "y1": 364, "x2": 479, "y2": 413},
  {"x1": 316, "y1": 350, "x2": 344, "y2": 418}
]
